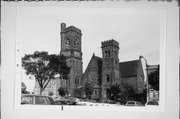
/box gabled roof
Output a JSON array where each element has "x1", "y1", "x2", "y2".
[
  {"x1": 94, "y1": 55, "x2": 102, "y2": 67},
  {"x1": 119, "y1": 60, "x2": 139, "y2": 78},
  {"x1": 82, "y1": 53, "x2": 141, "y2": 79},
  {"x1": 93, "y1": 55, "x2": 102, "y2": 79},
  {"x1": 81, "y1": 53, "x2": 102, "y2": 84}
]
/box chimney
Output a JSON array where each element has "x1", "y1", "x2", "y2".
[{"x1": 61, "y1": 23, "x2": 66, "y2": 32}]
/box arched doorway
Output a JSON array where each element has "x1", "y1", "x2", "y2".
[{"x1": 106, "y1": 89, "x2": 111, "y2": 100}]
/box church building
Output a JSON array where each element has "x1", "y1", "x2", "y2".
[
  {"x1": 82, "y1": 39, "x2": 145, "y2": 100},
  {"x1": 34, "y1": 23, "x2": 145, "y2": 99}
]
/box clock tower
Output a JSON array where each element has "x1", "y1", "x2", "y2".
[{"x1": 60, "y1": 23, "x2": 83, "y2": 95}]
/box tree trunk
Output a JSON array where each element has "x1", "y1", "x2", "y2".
[{"x1": 40, "y1": 88, "x2": 43, "y2": 95}]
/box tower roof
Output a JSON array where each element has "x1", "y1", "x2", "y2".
[
  {"x1": 61, "y1": 24, "x2": 82, "y2": 35},
  {"x1": 101, "y1": 39, "x2": 119, "y2": 48}
]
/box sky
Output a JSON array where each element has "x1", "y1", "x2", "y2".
[{"x1": 18, "y1": 7, "x2": 160, "y2": 92}]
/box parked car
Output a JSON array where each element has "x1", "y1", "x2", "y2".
[
  {"x1": 54, "y1": 96, "x2": 77, "y2": 105},
  {"x1": 101, "y1": 99, "x2": 116, "y2": 104},
  {"x1": 65, "y1": 96, "x2": 77, "y2": 105},
  {"x1": 145, "y1": 101, "x2": 159, "y2": 106},
  {"x1": 74, "y1": 98, "x2": 81, "y2": 105},
  {"x1": 125, "y1": 101, "x2": 144, "y2": 106},
  {"x1": 54, "y1": 97, "x2": 68, "y2": 105},
  {"x1": 21, "y1": 94, "x2": 55, "y2": 105}
]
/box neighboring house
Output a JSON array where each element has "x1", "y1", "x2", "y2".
[
  {"x1": 148, "y1": 65, "x2": 159, "y2": 75},
  {"x1": 34, "y1": 78, "x2": 61, "y2": 96},
  {"x1": 149, "y1": 89, "x2": 159, "y2": 101}
]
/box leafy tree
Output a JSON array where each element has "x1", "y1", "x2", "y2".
[
  {"x1": 73, "y1": 87, "x2": 84, "y2": 98},
  {"x1": 110, "y1": 84, "x2": 121, "y2": 101},
  {"x1": 58, "y1": 87, "x2": 66, "y2": 96},
  {"x1": 22, "y1": 51, "x2": 70, "y2": 95},
  {"x1": 84, "y1": 82, "x2": 93, "y2": 99},
  {"x1": 119, "y1": 82, "x2": 136, "y2": 104},
  {"x1": 122, "y1": 83, "x2": 135, "y2": 97},
  {"x1": 148, "y1": 65, "x2": 159, "y2": 91}
]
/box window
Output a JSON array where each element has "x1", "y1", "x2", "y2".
[
  {"x1": 74, "y1": 38, "x2": 79, "y2": 44},
  {"x1": 107, "y1": 74, "x2": 110, "y2": 82},
  {"x1": 94, "y1": 90, "x2": 97, "y2": 95},
  {"x1": 74, "y1": 38, "x2": 79, "y2": 49},
  {"x1": 65, "y1": 38, "x2": 70, "y2": 49},
  {"x1": 75, "y1": 76, "x2": 79, "y2": 85},
  {"x1": 108, "y1": 50, "x2": 110, "y2": 57},
  {"x1": 105, "y1": 51, "x2": 108, "y2": 58},
  {"x1": 115, "y1": 60, "x2": 118, "y2": 65},
  {"x1": 127, "y1": 101, "x2": 135, "y2": 105},
  {"x1": 65, "y1": 79, "x2": 69, "y2": 86},
  {"x1": 114, "y1": 51, "x2": 117, "y2": 57}
]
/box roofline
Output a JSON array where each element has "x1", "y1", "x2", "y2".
[
  {"x1": 148, "y1": 64, "x2": 160, "y2": 67},
  {"x1": 119, "y1": 60, "x2": 139, "y2": 64},
  {"x1": 61, "y1": 30, "x2": 82, "y2": 35}
]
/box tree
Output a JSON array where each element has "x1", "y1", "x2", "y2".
[
  {"x1": 148, "y1": 65, "x2": 159, "y2": 91},
  {"x1": 73, "y1": 87, "x2": 84, "y2": 98},
  {"x1": 110, "y1": 84, "x2": 121, "y2": 101},
  {"x1": 119, "y1": 82, "x2": 136, "y2": 104},
  {"x1": 58, "y1": 87, "x2": 66, "y2": 96},
  {"x1": 84, "y1": 82, "x2": 93, "y2": 99},
  {"x1": 22, "y1": 51, "x2": 70, "y2": 95}
]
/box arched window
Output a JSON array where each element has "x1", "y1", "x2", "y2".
[
  {"x1": 114, "y1": 51, "x2": 117, "y2": 57},
  {"x1": 108, "y1": 50, "x2": 110, "y2": 57},
  {"x1": 105, "y1": 51, "x2": 108, "y2": 58},
  {"x1": 74, "y1": 38, "x2": 79, "y2": 49},
  {"x1": 94, "y1": 90, "x2": 97, "y2": 95},
  {"x1": 75, "y1": 76, "x2": 79, "y2": 85},
  {"x1": 65, "y1": 38, "x2": 70, "y2": 49},
  {"x1": 107, "y1": 74, "x2": 110, "y2": 82},
  {"x1": 66, "y1": 79, "x2": 68, "y2": 85},
  {"x1": 115, "y1": 60, "x2": 118, "y2": 65}
]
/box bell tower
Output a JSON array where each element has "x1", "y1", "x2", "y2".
[
  {"x1": 60, "y1": 23, "x2": 83, "y2": 95},
  {"x1": 101, "y1": 39, "x2": 120, "y2": 99}
]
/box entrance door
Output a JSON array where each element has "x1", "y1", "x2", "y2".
[{"x1": 106, "y1": 89, "x2": 111, "y2": 100}]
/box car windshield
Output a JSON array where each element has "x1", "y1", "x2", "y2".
[
  {"x1": 21, "y1": 96, "x2": 33, "y2": 104},
  {"x1": 35, "y1": 96, "x2": 50, "y2": 105},
  {"x1": 127, "y1": 101, "x2": 135, "y2": 104},
  {"x1": 136, "y1": 102, "x2": 142, "y2": 105}
]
